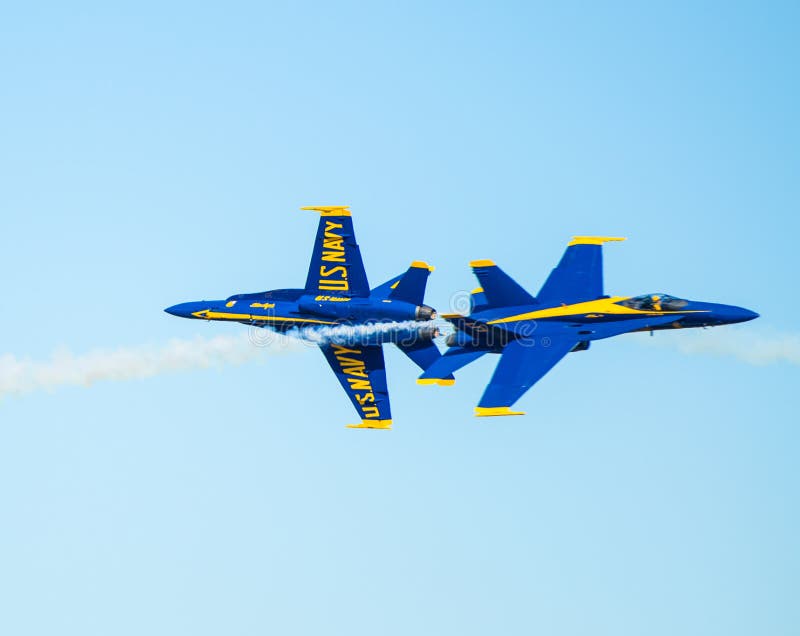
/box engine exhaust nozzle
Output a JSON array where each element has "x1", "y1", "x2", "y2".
[{"x1": 415, "y1": 305, "x2": 437, "y2": 321}]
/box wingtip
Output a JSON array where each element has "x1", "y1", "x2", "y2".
[
  {"x1": 474, "y1": 406, "x2": 526, "y2": 417},
  {"x1": 345, "y1": 419, "x2": 393, "y2": 429},
  {"x1": 417, "y1": 378, "x2": 455, "y2": 386}
]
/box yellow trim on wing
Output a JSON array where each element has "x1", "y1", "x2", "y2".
[
  {"x1": 301, "y1": 205, "x2": 351, "y2": 217},
  {"x1": 486, "y1": 296, "x2": 707, "y2": 325},
  {"x1": 416, "y1": 378, "x2": 455, "y2": 386},
  {"x1": 568, "y1": 236, "x2": 626, "y2": 246},
  {"x1": 471, "y1": 287, "x2": 484, "y2": 294},
  {"x1": 470, "y1": 259, "x2": 496, "y2": 268},
  {"x1": 346, "y1": 419, "x2": 393, "y2": 429},
  {"x1": 475, "y1": 407, "x2": 525, "y2": 417},
  {"x1": 192, "y1": 310, "x2": 336, "y2": 325},
  {"x1": 410, "y1": 260, "x2": 435, "y2": 272}
]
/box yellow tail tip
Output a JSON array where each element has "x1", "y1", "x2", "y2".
[
  {"x1": 567, "y1": 236, "x2": 626, "y2": 246},
  {"x1": 301, "y1": 205, "x2": 351, "y2": 217},
  {"x1": 416, "y1": 378, "x2": 455, "y2": 386},
  {"x1": 346, "y1": 419, "x2": 393, "y2": 429},
  {"x1": 474, "y1": 406, "x2": 526, "y2": 417},
  {"x1": 470, "y1": 259, "x2": 496, "y2": 268},
  {"x1": 410, "y1": 260, "x2": 435, "y2": 272}
]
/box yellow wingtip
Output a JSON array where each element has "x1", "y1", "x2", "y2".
[
  {"x1": 568, "y1": 236, "x2": 626, "y2": 246},
  {"x1": 346, "y1": 419, "x2": 393, "y2": 429},
  {"x1": 474, "y1": 406, "x2": 526, "y2": 417},
  {"x1": 301, "y1": 205, "x2": 352, "y2": 217},
  {"x1": 471, "y1": 287, "x2": 484, "y2": 295},
  {"x1": 470, "y1": 259, "x2": 496, "y2": 268},
  {"x1": 416, "y1": 378, "x2": 455, "y2": 386},
  {"x1": 410, "y1": 260, "x2": 435, "y2": 272}
]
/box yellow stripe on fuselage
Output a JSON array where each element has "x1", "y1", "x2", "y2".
[
  {"x1": 192, "y1": 310, "x2": 336, "y2": 325},
  {"x1": 487, "y1": 296, "x2": 707, "y2": 324}
]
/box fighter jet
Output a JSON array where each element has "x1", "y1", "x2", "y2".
[
  {"x1": 166, "y1": 206, "x2": 443, "y2": 429},
  {"x1": 418, "y1": 236, "x2": 759, "y2": 416}
]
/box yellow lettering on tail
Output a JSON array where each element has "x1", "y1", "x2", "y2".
[
  {"x1": 362, "y1": 406, "x2": 380, "y2": 419},
  {"x1": 320, "y1": 265, "x2": 348, "y2": 279},
  {"x1": 331, "y1": 345, "x2": 360, "y2": 356},
  {"x1": 347, "y1": 378, "x2": 372, "y2": 391},
  {"x1": 356, "y1": 392, "x2": 375, "y2": 405},
  {"x1": 322, "y1": 221, "x2": 346, "y2": 262},
  {"x1": 319, "y1": 279, "x2": 349, "y2": 291}
]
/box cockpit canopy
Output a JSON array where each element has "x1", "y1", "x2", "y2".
[
  {"x1": 225, "y1": 288, "x2": 306, "y2": 303},
  {"x1": 616, "y1": 293, "x2": 688, "y2": 311}
]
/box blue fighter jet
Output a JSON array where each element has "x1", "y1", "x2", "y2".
[
  {"x1": 419, "y1": 236, "x2": 759, "y2": 417},
  {"x1": 166, "y1": 206, "x2": 443, "y2": 429}
]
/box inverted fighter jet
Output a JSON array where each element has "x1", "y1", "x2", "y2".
[
  {"x1": 166, "y1": 206, "x2": 443, "y2": 429},
  {"x1": 418, "y1": 236, "x2": 759, "y2": 417}
]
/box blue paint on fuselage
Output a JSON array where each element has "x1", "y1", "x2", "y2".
[
  {"x1": 446, "y1": 295, "x2": 759, "y2": 351},
  {"x1": 165, "y1": 291, "x2": 432, "y2": 340}
]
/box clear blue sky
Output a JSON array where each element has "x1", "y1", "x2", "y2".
[{"x1": 1, "y1": 2, "x2": 798, "y2": 634}]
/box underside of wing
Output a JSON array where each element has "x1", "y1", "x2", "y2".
[
  {"x1": 319, "y1": 343, "x2": 392, "y2": 428},
  {"x1": 475, "y1": 337, "x2": 577, "y2": 416}
]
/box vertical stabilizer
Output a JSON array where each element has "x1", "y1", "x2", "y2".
[{"x1": 302, "y1": 206, "x2": 371, "y2": 297}]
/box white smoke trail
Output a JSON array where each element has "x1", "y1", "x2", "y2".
[
  {"x1": 635, "y1": 328, "x2": 800, "y2": 366},
  {"x1": 0, "y1": 333, "x2": 301, "y2": 398},
  {"x1": 0, "y1": 320, "x2": 443, "y2": 398},
  {"x1": 288, "y1": 320, "x2": 440, "y2": 345}
]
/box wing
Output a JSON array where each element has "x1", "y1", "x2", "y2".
[
  {"x1": 475, "y1": 338, "x2": 577, "y2": 416},
  {"x1": 302, "y1": 206, "x2": 371, "y2": 297},
  {"x1": 536, "y1": 236, "x2": 625, "y2": 306},
  {"x1": 319, "y1": 342, "x2": 392, "y2": 429},
  {"x1": 469, "y1": 260, "x2": 537, "y2": 308}
]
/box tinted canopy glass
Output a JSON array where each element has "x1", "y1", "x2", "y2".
[{"x1": 617, "y1": 294, "x2": 688, "y2": 311}]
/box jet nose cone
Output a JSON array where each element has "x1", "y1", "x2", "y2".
[
  {"x1": 739, "y1": 308, "x2": 760, "y2": 322},
  {"x1": 165, "y1": 302, "x2": 202, "y2": 318},
  {"x1": 722, "y1": 306, "x2": 760, "y2": 324}
]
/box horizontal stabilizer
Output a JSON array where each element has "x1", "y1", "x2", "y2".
[
  {"x1": 395, "y1": 339, "x2": 448, "y2": 377},
  {"x1": 469, "y1": 260, "x2": 537, "y2": 309},
  {"x1": 370, "y1": 274, "x2": 404, "y2": 299},
  {"x1": 388, "y1": 261, "x2": 434, "y2": 305},
  {"x1": 418, "y1": 346, "x2": 488, "y2": 383}
]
